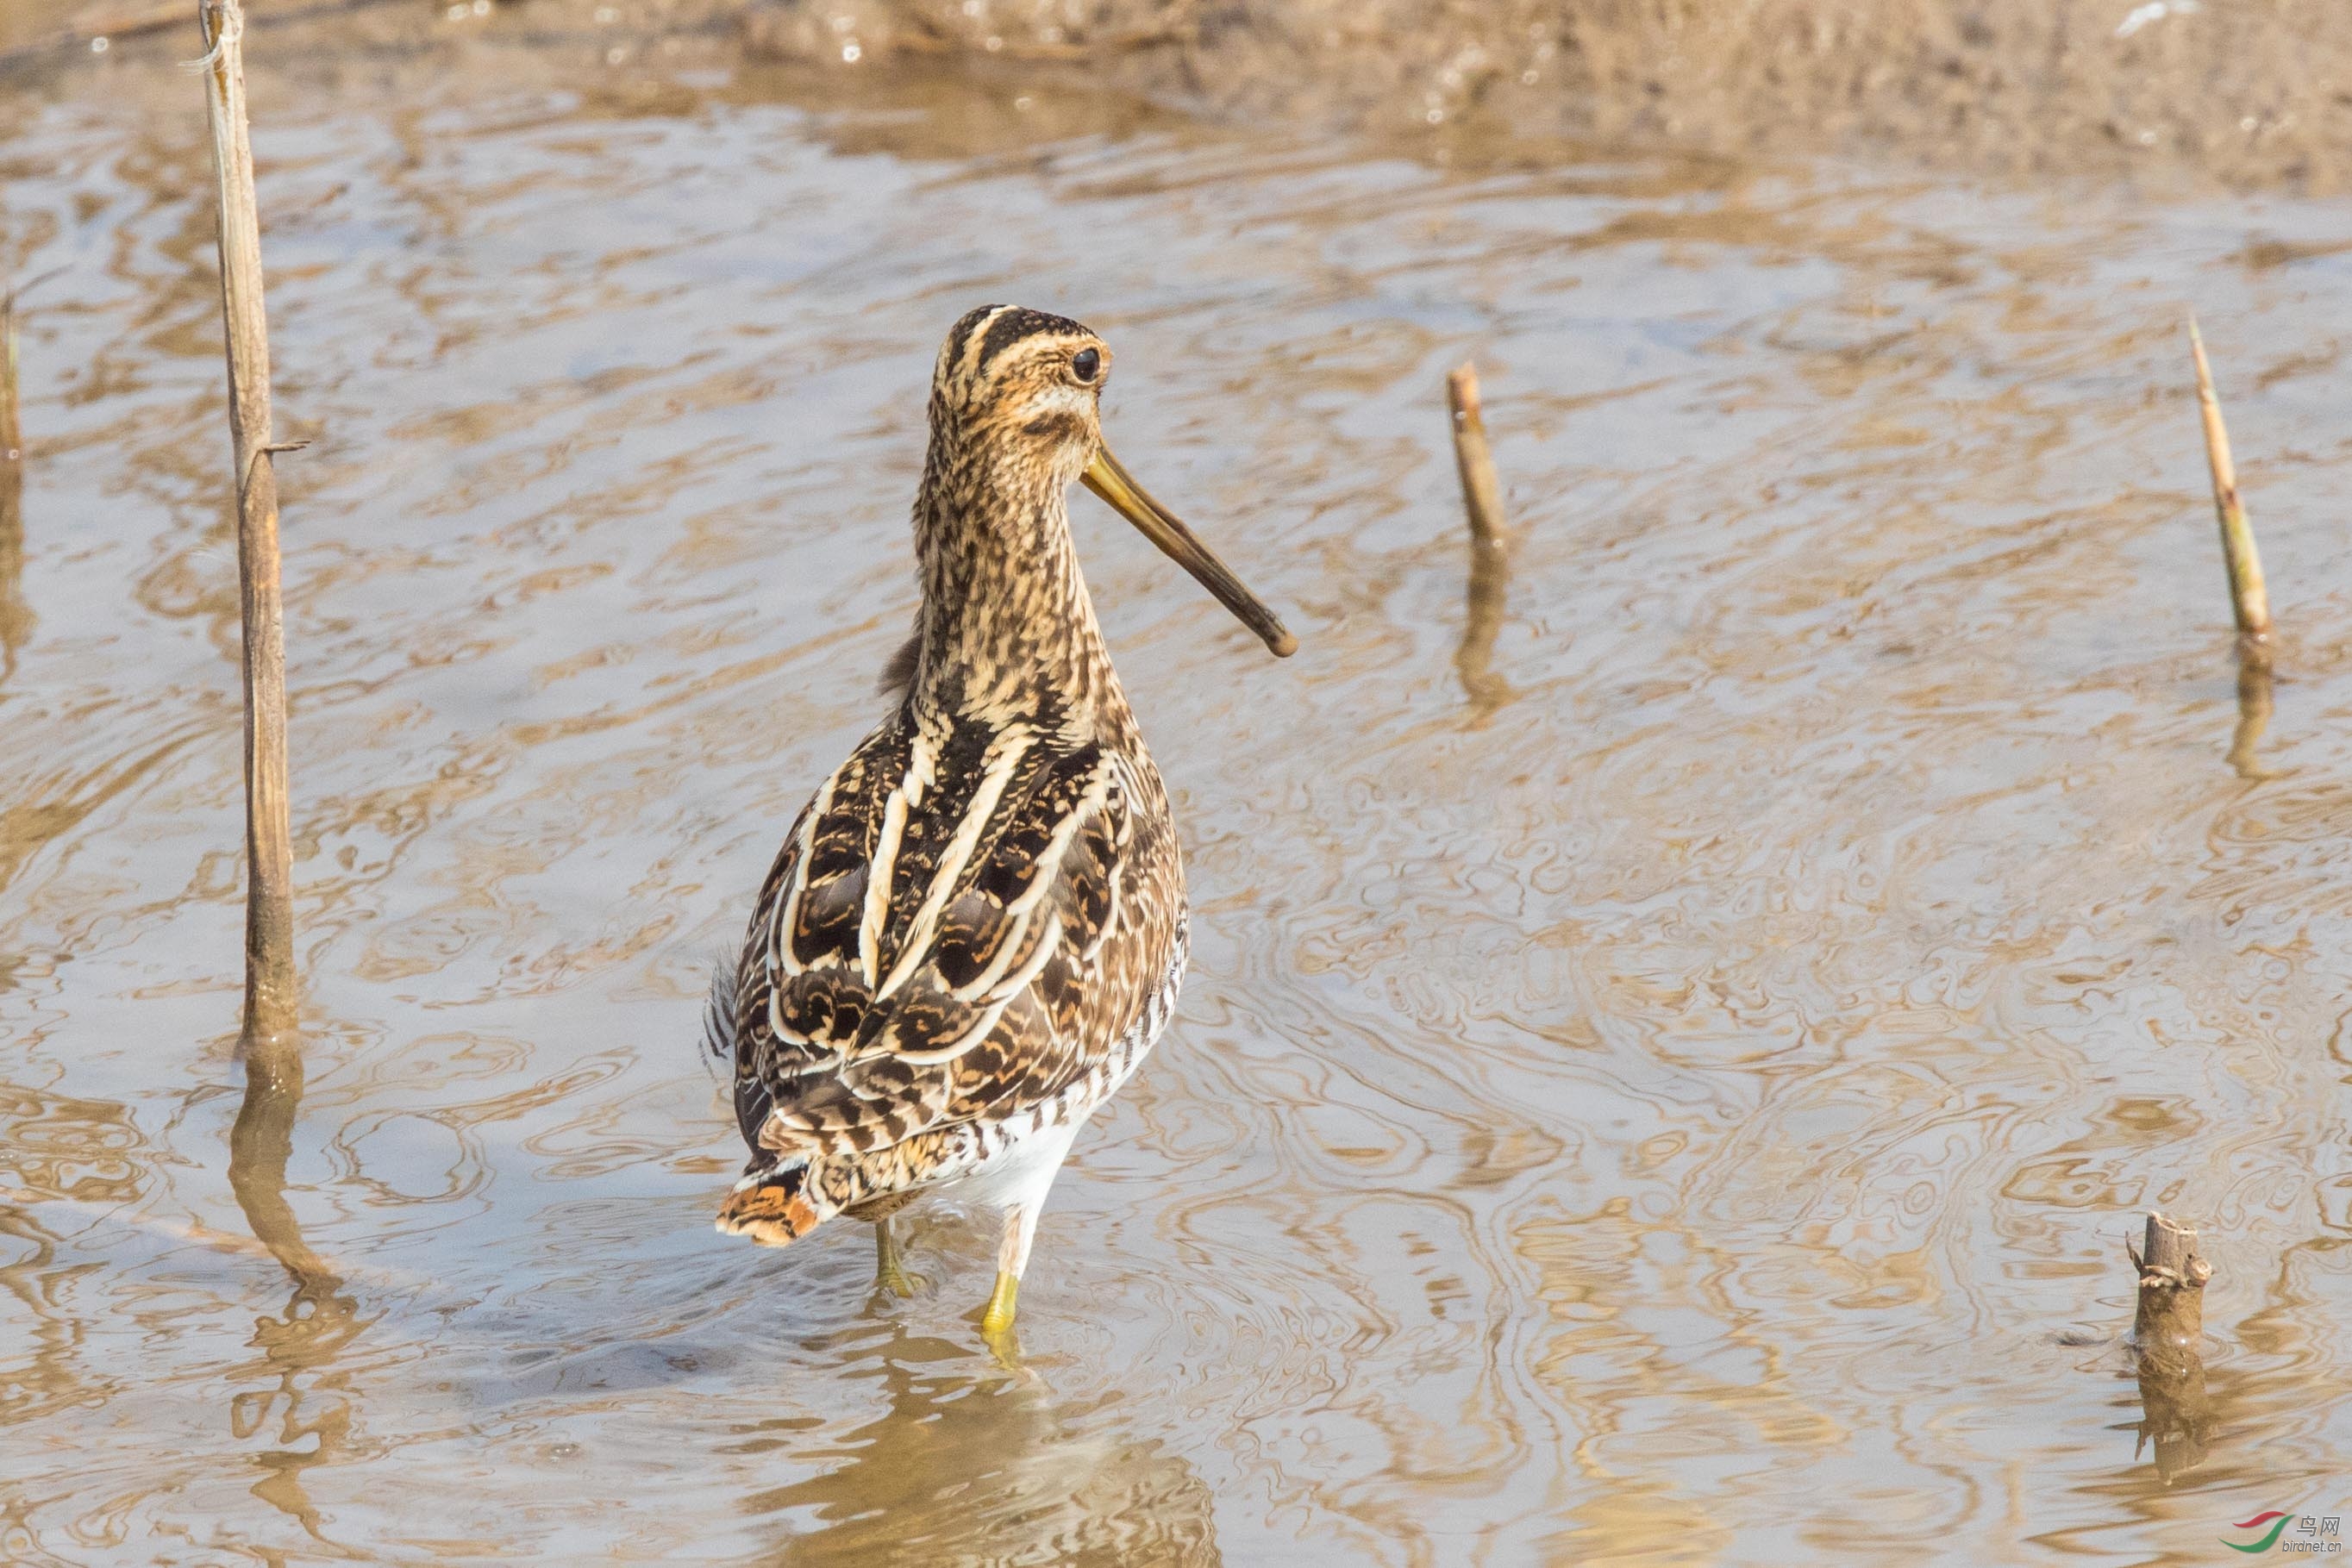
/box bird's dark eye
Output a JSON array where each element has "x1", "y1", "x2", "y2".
[{"x1": 1071, "y1": 347, "x2": 1100, "y2": 383}]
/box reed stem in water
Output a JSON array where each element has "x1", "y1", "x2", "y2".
[
  {"x1": 1447, "y1": 363, "x2": 1513, "y2": 713},
  {"x1": 199, "y1": 0, "x2": 298, "y2": 1050},
  {"x1": 2124, "y1": 1210, "x2": 2213, "y2": 1481},
  {"x1": 2127, "y1": 1211, "x2": 2211, "y2": 1376},
  {"x1": 1446, "y1": 362, "x2": 1509, "y2": 552},
  {"x1": 2188, "y1": 318, "x2": 2271, "y2": 659}
]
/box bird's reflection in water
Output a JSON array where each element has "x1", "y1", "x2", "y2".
[
  {"x1": 225, "y1": 1034, "x2": 368, "y2": 1548},
  {"x1": 747, "y1": 1322, "x2": 1221, "y2": 1567}
]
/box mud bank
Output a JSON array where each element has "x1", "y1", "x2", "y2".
[
  {"x1": 5, "y1": 0, "x2": 2343, "y2": 189},
  {"x1": 741, "y1": 0, "x2": 2352, "y2": 189}
]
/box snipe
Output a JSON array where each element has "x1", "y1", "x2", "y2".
[{"x1": 708, "y1": 305, "x2": 1294, "y2": 1340}]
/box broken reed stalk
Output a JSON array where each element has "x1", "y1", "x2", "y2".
[
  {"x1": 2127, "y1": 1211, "x2": 2211, "y2": 1374},
  {"x1": 199, "y1": 0, "x2": 297, "y2": 1050},
  {"x1": 1447, "y1": 362, "x2": 1513, "y2": 712},
  {"x1": 2126, "y1": 1210, "x2": 2214, "y2": 1481},
  {"x1": 2188, "y1": 318, "x2": 2271, "y2": 662},
  {"x1": 1446, "y1": 363, "x2": 1510, "y2": 555}
]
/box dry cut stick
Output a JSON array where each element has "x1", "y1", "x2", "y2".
[
  {"x1": 2126, "y1": 1211, "x2": 2211, "y2": 1374},
  {"x1": 1447, "y1": 362, "x2": 1514, "y2": 713},
  {"x1": 2124, "y1": 1210, "x2": 2213, "y2": 1481},
  {"x1": 199, "y1": 0, "x2": 297, "y2": 1049},
  {"x1": 2188, "y1": 318, "x2": 2271, "y2": 654},
  {"x1": 1446, "y1": 362, "x2": 1510, "y2": 553}
]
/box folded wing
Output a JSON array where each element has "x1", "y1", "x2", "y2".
[{"x1": 722, "y1": 710, "x2": 1146, "y2": 1173}]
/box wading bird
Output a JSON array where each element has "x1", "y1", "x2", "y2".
[{"x1": 708, "y1": 305, "x2": 1295, "y2": 1340}]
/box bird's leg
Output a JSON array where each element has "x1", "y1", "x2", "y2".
[
  {"x1": 979, "y1": 1272, "x2": 1018, "y2": 1339},
  {"x1": 872, "y1": 1213, "x2": 916, "y2": 1298},
  {"x1": 979, "y1": 1199, "x2": 1042, "y2": 1340}
]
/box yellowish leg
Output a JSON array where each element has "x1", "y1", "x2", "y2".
[
  {"x1": 978, "y1": 1199, "x2": 1042, "y2": 1345},
  {"x1": 979, "y1": 1271, "x2": 1019, "y2": 1337},
  {"x1": 873, "y1": 1214, "x2": 916, "y2": 1298}
]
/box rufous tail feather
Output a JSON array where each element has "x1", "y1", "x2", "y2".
[{"x1": 715, "y1": 1163, "x2": 829, "y2": 1246}]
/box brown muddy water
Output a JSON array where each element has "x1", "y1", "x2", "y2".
[{"x1": 3, "y1": 16, "x2": 2352, "y2": 1568}]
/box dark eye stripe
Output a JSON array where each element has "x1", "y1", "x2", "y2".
[{"x1": 1023, "y1": 411, "x2": 1089, "y2": 440}]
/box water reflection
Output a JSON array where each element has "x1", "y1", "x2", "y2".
[
  {"x1": 226, "y1": 1036, "x2": 367, "y2": 1550},
  {"x1": 745, "y1": 1326, "x2": 1220, "y2": 1567},
  {"x1": 1454, "y1": 519, "x2": 1512, "y2": 717},
  {"x1": 2133, "y1": 1342, "x2": 2213, "y2": 1484},
  {"x1": 2228, "y1": 654, "x2": 2274, "y2": 779}
]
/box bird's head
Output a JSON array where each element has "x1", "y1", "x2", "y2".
[{"x1": 928, "y1": 304, "x2": 1296, "y2": 659}]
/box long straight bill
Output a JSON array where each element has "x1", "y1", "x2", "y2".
[{"x1": 1081, "y1": 445, "x2": 1298, "y2": 658}]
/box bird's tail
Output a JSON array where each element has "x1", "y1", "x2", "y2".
[
  {"x1": 714, "y1": 1159, "x2": 832, "y2": 1246},
  {"x1": 701, "y1": 949, "x2": 740, "y2": 1065}
]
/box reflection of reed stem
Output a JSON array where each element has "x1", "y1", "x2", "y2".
[
  {"x1": 1446, "y1": 363, "x2": 1514, "y2": 714},
  {"x1": 228, "y1": 1035, "x2": 334, "y2": 1288},
  {"x1": 2228, "y1": 656, "x2": 2274, "y2": 778},
  {"x1": 199, "y1": 0, "x2": 299, "y2": 1048},
  {"x1": 2188, "y1": 318, "x2": 2271, "y2": 661},
  {"x1": 228, "y1": 1025, "x2": 364, "y2": 1549},
  {"x1": 2124, "y1": 1211, "x2": 2213, "y2": 1481}
]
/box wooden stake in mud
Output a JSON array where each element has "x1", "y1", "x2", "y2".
[
  {"x1": 2189, "y1": 319, "x2": 2271, "y2": 661},
  {"x1": 2125, "y1": 1210, "x2": 2213, "y2": 1481},
  {"x1": 1447, "y1": 363, "x2": 1514, "y2": 713},
  {"x1": 2127, "y1": 1212, "x2": 2211, "y2": 1374},
  {"x1": 199, "y1": 0, "x2": 297, "y2": 1048}
]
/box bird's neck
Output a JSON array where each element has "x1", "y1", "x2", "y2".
[{"x1": 909, "y1": 428, "x2": 1126, "y2": 735}]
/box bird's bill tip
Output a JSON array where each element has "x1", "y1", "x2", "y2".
[{"x1": 1081, "y1": 444, "x2": 1298, "y2": 659}]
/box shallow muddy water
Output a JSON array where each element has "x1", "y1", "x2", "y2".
[{"x1": 3, "y1": 18, "x2": 2351, "y2": 1567}]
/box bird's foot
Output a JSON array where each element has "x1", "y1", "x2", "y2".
[
  {"x1": 979, "y1": 1271, "x2": 1018, "y2": 1334},
  {"x1": 977, "y1": 1271, "x2": 1020, "y2": 1357},
  {"x1": 871, "y1": 1220, "x2": 923, "y2": 1300}
]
